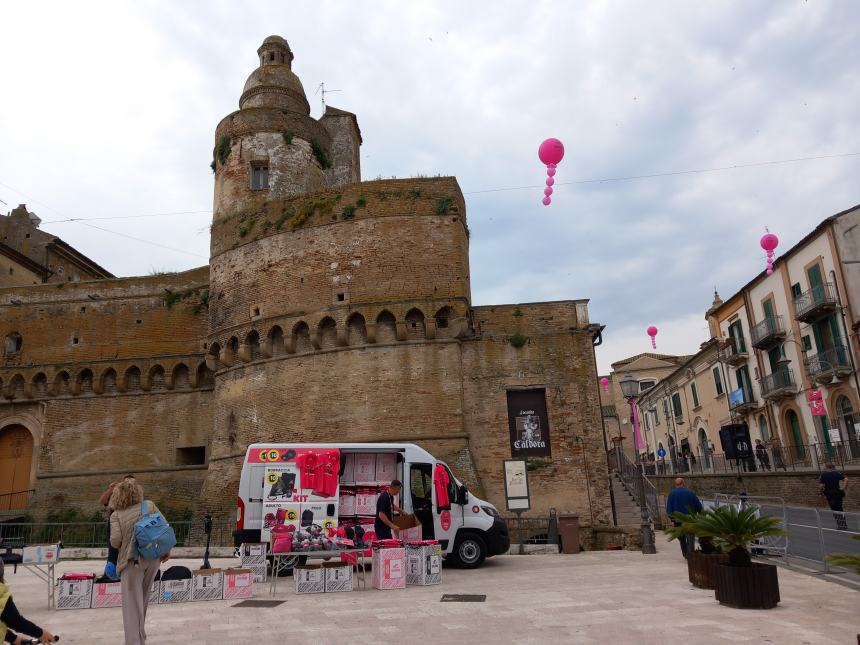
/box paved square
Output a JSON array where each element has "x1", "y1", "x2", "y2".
[{"x1": 5, "y1": 536, "x2": 858, "y2": 644}]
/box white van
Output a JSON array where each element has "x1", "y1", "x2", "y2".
[{"x1": 234, "y1": 442, "x2": 510, "y2": 569}]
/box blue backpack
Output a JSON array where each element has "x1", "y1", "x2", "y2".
[{"x1": 133, "y1": 501, "x2": 176, "y2": 561}]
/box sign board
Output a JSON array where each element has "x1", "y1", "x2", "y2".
[
  {"x1": 503, "y1": 459, "x2": 530, "y2": 512},
  {"x1": 728, "y1": 388, "x2": 745, "y2": 409},
  {"x1": 828, "y1": 426, "x2": 842, "y2": 444},
  {"x1": 657, "y1": 447, "x2": 666, "y2": 458},
  {"x1": 719, "y1": 423, "x2": 752, "y2": 460},
  {"x1": 506, "y1": 389, "x2": 551, "y2": 457},
  {"x1": 806, "y1": 389, "x2": 826, "y2": 417}
]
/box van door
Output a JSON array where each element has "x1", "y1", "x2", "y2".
[
  {"x1": 408, "y1": 462, "x2": 434, "y2": 539},
  {"x1": 432, "y1": 462, "x2": 460, "y2": 551}
]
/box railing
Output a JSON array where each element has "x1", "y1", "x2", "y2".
[
  {"x1": 615, "y1": 447, "x2": 663, "y2": 528},
  {"x1": 720, "y1": 337, "x2": 748, "y2": 364},
  {"x1": 502, "y1": 516, "x2": 552, "y2": 546},
  {"x1": 806, "y1": 345, "x2": 852, "y2": 380},
  {"x1": 728, "y1": 387, "x2": 756, "y2": 412},
  {"x1": 758, "y1": 367, "x2": 797, "y2": 399},
  {"x1": 0, "y1": 519, "x2": 236, "y2": 549},
  {"x1": 794, "y1": 282, "x2": 838, "y2": 320},
  {"x1": 750, "y1": 315, "x2": 786, "y2": 349},
  {"x1": 0, "y1": 490, "x2": 34, "y2": 512}
]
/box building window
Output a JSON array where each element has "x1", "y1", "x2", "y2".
[
  {"x1": 728, "y1": 320, "x2": 746, "y2": 353},
  {"x1": 639, "y1": 379, "x2": 656, "y2": 393},
  {"x1": 176, "y1": 446, "x2": 207, "y2": 465},
  {"x1": 251, "y1": 164, "x2": 269, "y2": 190},
  {"x1": 791, "y1": 283, "x2": 802, "y2": 299},
  {"x1": 662, "y1": 398, "x2": 669, "y2": 421},
  {"x1": 4, "y1": 332, "x2": 23, "y2": 355},
  {"x1": 712, "y1": 367, "x2": 724, "y2": 395},
  {"x1": 801, "y1": 335, "x2": 812, "y2": 351},
  {"x1": 671, "y1": 392, "x2": 682, "y2": 418},
  {"x1": 691, "y1": 382, "x2": 700, "y2": 408},
  {"x1": 8, "y1": 267, "x2": 13, "y2": 275}
]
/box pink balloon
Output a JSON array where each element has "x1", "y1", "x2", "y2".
[
  {"x1": 545, "y1": 177, "x2": 554, "y2": 187},
  {"x1": 547, "y1": 167, "x2": 556, "y2": 177},
  {"x1": 538, "y1": 138, "x2": 565, "y2": 166},
  {"x1": 647, "y1": 326, "x2": 658, "y2": 338},
  {"x1": 760, "y1": 233, "x2": 779, "y2": 252},
  {"x1": 542, "y1": 196, "x2": 551, "y2": 206},
  {"x1": 544, "y1": 186, "x2": 553, "y2": 196}
]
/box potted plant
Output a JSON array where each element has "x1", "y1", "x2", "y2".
[
  {"x1": 680, "y1": 505, "x2": 785, "y2": 609},
  {"x1": 665, "y1": 511, "x2": 728, "y2": 590},
  {"x1": 827, "y1": 537, "x2": 860, "y2": 645}
]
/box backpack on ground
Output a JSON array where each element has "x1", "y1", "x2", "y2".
[{"x1": 133, "y1": 501, "x2": 177, "y2": 561}]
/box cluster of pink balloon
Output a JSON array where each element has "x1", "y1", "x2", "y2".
[
  {"x1": 538, "y1": 138, "x2": 565, "y2": 206},
  {"x1": 760, "y1": 231, "x2": 779, "y2": 275},
  {"x1": 600, "y1": 376, "x2": 609, "y2": 394}
]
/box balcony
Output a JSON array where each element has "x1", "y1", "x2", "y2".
[
  {"x1": 728, "y1": 387, "x2": 757, "y2": 415},
  {"x1": 750, "y1": 315, "x2": 787, "y2": 350},
  {"x1": 794, "y1": 283, "x2": 838, "y2": 322},
  {"x1": 806, "y1": 345, "x2": 853, "y2": 384},
  {"x1": 720, "y1": 337, "x2": 748, "y2": 366},
  {"x1": 758, "y1": 367, "x2": 798, "y2": 401}
]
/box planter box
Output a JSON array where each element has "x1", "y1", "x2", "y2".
[
  {"x1": 687, "y1": 551, "x2": 730, "y2": 590},
  {"x1": 714, "y1": 562, "x2": 780, "y2": 609}
]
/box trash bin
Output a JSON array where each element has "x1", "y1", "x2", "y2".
[{"x1": 558, "y1": 513, "x2": 580, "y2": 554}]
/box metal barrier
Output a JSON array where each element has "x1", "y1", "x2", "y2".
[
  {"x1": 711, "y1": 494, "x2": 789, "y2": 565},
  {"x1": 502, "y1": 516, "x2": 552, "y2": 545}
]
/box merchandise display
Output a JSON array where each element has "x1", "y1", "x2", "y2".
[
  {"x1": 90, "y1": 580, "x2": 123, "y2": 608},
  {"x1": 323, "y1": 562, "x2": 353, "y2": 593},
  {"x1": 371, "y1": 541, "x2": 406, "y2": 591},
  {"x1": 192, "y1": 568, "x2": 224, "y2": 601},
  {"x1": 223, "y1": 568, "x2": 254, "y2": 600},
  {"x1": 294, "y1": 564, "x2": 326, "y2": 594},
  {"x1": 56, "y1": 574, "x2": 95, "y2": 610},
  {"x1": 406, "y1": 541, "x2": 443, "y2": 586}
]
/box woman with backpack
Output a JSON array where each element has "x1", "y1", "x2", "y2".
[{"x1": 109, "y1": 480, "x2": 171, "y2": 645}]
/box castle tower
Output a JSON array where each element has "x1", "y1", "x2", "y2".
[{"x1": 211, "y1": 36, "x2": 361, "y2": 219}]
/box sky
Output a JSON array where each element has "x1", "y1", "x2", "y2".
[{"x1": 1, "y1": 1, "x2": 859, "y2": 374}]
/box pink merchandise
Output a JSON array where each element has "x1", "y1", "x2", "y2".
[
  {"x1": 371, "y1": 546, "x2": 406, "y2": 590},
  {"x1": 375, "y1": 453, "x2": 397, "y2": 483},
  {"x1": 222, "y1": 569, "x2": 254, "y2": 600},
  {"x1": 339, "y1": 488, "x2": 356, "y2": 516},
  {"x1": 354, "y1": 453, "x2": 377, "y2": 484},
  {"x1": 434, "y1": 464, "x2": 451, "y2": 511},
  {"x1": 313, "y1": 449, "x2": 340, "y2": 498},
  {"x1": 297, "y1": 450, "x2": 318, "y2": 492}
]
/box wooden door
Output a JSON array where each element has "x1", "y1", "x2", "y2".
[{"x1": 0, "y1": 425, "x2": 33, "y2": 510}]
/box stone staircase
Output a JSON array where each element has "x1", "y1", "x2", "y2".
[{"x1": 611, "y1": 471, "x2": 644, "y2": 526}]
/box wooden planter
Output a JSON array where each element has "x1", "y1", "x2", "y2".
[
  {"x1": 713, "y1": 562, "x2": 780, "y2": 609},
  {"x1": 687, "y1": 551, "x2": 730, "y2": 589}
]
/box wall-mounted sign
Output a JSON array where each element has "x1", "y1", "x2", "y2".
[
  {"x1": 806, "y1": 389, "x2": 826, "y2": 417},
  {"x1": 506, "y1": 389, "x2": 551, "y2": 457},
  {"x1": 503, "y1": 459, "x2": 530, "y2": 512}
]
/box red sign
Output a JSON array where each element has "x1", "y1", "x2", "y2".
[
  {"x1": 440, "y1": 510, "x2": 451, "y2": 531},
  {"x1": 806, "y1": 389, "x2": 826, "y2": 417}
]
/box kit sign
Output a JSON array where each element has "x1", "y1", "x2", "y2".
[{"x1": 506, "y1": 389, "x2": 551, "y2": 457}]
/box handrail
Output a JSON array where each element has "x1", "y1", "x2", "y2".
[
  {"x1": 615, "y1": 448, "x2": 663, "y2": 528},
  {"x1": 794, "y1": 282, "x2": 837, "y2": 319}
]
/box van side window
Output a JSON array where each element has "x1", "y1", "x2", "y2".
[
  {"x1": 410, "y1": 463, "x2": 432, "y2": 502},
  {"x1": 444, "y1": 465, "x2": 457, "y2": 505}
]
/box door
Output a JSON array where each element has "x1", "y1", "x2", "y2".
[
  {"x1": 786, "y1": 410, "x2": 805, "y2": 459},
  {"x1": 409, "y1": 462, "x2": 435, "y2": 539},
  {"x1": 763, "y1": 299, "x2": 775, "y2": 334},
  {"x1": 432, "y1": 462, "x2": 460, "y2": 551},
  {"x1": 0, "y1": 425, "x2": 33, "y2": 510}
]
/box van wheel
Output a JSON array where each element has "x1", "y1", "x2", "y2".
[
  {"x1": 452, "y1": 532, "x2": 486, "y2": 569},
  {"x1": 269, "y1": 555, "x2": 307, "y2": 576}
]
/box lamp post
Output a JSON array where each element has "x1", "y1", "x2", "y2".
[{"x1": 620, "y1": 373, "x2": 657, "y2": 554}]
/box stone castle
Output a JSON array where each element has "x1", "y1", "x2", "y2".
[{"x1": 0, "y1": 36, "x2": 615, "y2": 545}]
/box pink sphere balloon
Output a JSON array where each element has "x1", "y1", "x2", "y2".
[
  {"x1": 544, "y1": 186, "x2": 553, "y2": 196},
  {"x1": 542, "y1": 196, "x2": 551, "y2": 206},
  {"x1": 600, "y1": 377, "x2": 608, "y2": 386},
  {"x1": 538, "y1": 138, "x2": 565, "y2": 166},
  {"x1": 647, "y1": 326, "x2": 658, "y2": 338},
  {"x1": 545, "y1": 177, "x2": 554, "y2": 187},
  {"x1": 547, "y1": 167, "x2": 556, "y2": 177},
  {"x1": 760, "y1": 232, "x2": 779, "y2": 252}
]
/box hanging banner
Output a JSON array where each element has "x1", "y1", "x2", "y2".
[
  {"x1": 506, "y1": 389, "x2": 551, "y2": 457},
  {"x1": 806, "y1": 389, "x2": 825, "y2": 417}
]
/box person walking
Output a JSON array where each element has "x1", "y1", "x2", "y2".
[
  {"x1": 819, "y1": 463, "x2": 848, "y2": 531},
  {"x1": 99, "y1": 474, "x2": 135, "y2": 580},
  {"x1": 665, "y1": 477, "x2": 703, "y2": 558},
  {"x1": 109, "y1": 479, "x2": 170, "y2": 645},
  {"x1": 769, "y1": 437, "x2": 787, "y2": 471},
  {"x1": 755, "y1": 439, "x2": 771, "y2": 471},
  {"x1": 1, "y1": 560, "x2": 57, "y2": 644}
]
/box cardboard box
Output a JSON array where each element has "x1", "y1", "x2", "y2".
[
  {"x1": 340, "y1": 453, "x2": 355, "y2": 484},
  {"x1": 354, "y1": 453, "x2": 376, "y2": 484},
  {"x1": 375, "y1": 453, "x2": 397, "y2": 483},
  {"x1": 56, "y1": 576, "x2": 93, "y2": 610},
  {"x1": 148, "y1": 580, "x2": 160, "y2": 605},
  {"x1": 160, "y1": 578, "x2": 192, "y2": 604},
  {"x1": 294, "y1": 564, "x2": 325, "y2": 594},
  {"x1": 406, "y1": 543, "x2": 443, "y2": 586},
  {"x1": 91, "y1": 580, "x2": 123, "y2": 608},
  {"x1": 394, "y1": 514, "x2": 422, "y2": 543},
  {"x1": 371, "y1": 547, "x2": 406, "y2": 590},
  {"x1": 22, "y1": 544, "x2": 60, "y2": 564},
  {"x1": 323, "y1": 561, "x2": 353, "y2": 593},
  {"x1": 355, "y1": 488, "x2": 378, "y2": 516},
  {"x1": 192, "y1": 568, "x2": 224, "y2": 601},
  {"x1": 240, "y1": 543, "x2": 268, "y2": 583},
  {"x1": 222, "y1": 568, "x2": 254, "y2": 600},
  {"x1": 338, "y1": 488, "x2": 357, "y2": 516}
]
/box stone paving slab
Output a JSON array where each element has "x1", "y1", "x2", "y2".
[{"x1": 3, "y1": 536, "x2": 857, "y2": 644}]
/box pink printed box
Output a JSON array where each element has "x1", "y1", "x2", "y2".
[
  {"x1": 355, "y1": 488, "x2": 378, "y2": 516},
  {"x1": 222, "y1": 568, "x2": 254, "y2": 600},
  {"x1": 375, "y1": 453, "x2": 396, "y2": 483},
  {"x1": 371, "y1": 547, "x2": 406, "y2": 590},
  {"x1": 339, "y1": 488, "x2": 356, "y2": 516},
  {"x1": 353, "y1": 453, "x2": 376, "y2": 484},
  {"x1": 91, "y1": 581, "x2": 123, "y2": 608}
]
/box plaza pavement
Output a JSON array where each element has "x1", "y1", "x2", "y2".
[{"x1": 5, "y1": 535, "x2": 858, "y2": 644}]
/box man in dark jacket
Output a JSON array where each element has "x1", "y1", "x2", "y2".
[
  {"x1": 665, "y1": 477, "x2": 703, "y2": 558},
  {"x1": 819, "y1": 463, "x2": 848, "y2": 530}
]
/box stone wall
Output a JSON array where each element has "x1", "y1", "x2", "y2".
[{"x1": 651, "y1": 470, "x2": 860, "y2": 512}]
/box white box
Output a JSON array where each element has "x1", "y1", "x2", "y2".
[
  {"x1": 355, "y1": 488, "x2": 378, "y2": 516},
  {"x1": 294, "y1": 565, "x2": 325, "y2": 594},
  {"x1": 192, "y1": 569, "x2": 224, "y2": 601},
  {"x1": 240, "y1": 543, "x2": 268, "y2": 583},
  {"x1": 22, "y1": 544, "x2": 60, "y2": 564},
  {"x1": 91, "y1": 581, "x2": 123, "y2": 608},
  {"x1": 323, "y1": 562, "x2": 353, "y2": 593},
  {"x1": 340, "y1": 453, "x2": 355, "y2": 484},
  {"x1": 371, "y1": 548, "x2": 406, "y2": 590},
  {"x1": 160, "y1": 578, "x2": 192, "y2": 604},
  {"x1": 222, "y1": 568, "x2": 254, "y2": 600},
  {"x1": 148, "y1": 580, "x2": 160, "y2": 605},
  {"x1": 354, "y1": 453, "x2": 376, "y2": 484},
  {"x1": 339, "y1": 489, "x2": 357, "y2": 516},
  {"x1": 375, "y1": 453, "x2": 397, "y2": 483},
  {"x1": 406, "y1": 543, "x2": 442, "y2": 586},
  {"x1": 56, "y1": 577, "x2": 93, "y2": 610}
]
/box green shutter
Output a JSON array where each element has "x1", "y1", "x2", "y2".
[{"x1": 691, "y1": 382, "x2": 699, "y2": 407}]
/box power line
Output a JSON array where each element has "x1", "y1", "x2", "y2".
[
  {"x1": 41, "y1": 210, "x2": 211, "y2": 224},
  {"x1": 78, "y1": 222, "x2": 208, "y2": 259},
  {"x1": 463, "y1": 151, "x2": 860, "y2": 195}
]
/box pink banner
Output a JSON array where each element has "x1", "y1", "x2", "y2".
[
  {"x1": 631, "y1": 403, "x2": 643, "y2": 450},
  {"x1": 806, "y1": 389, "x2": 826, "y2": 417}
]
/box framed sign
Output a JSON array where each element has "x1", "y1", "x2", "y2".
[
  {"x1": 503, "y1": 459, "x2": 530, "y2": 512},
  {"x1": 506, "y1": 388, "x2": 551, "y2": 457}
]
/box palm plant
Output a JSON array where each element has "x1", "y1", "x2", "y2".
[
  {"x1": 665, "y1": 511, "x2": 721, "y2": 554},
  {"x1": 674, "y1": 506, "x2": 785, "y2": 566},
  {"x1": 827, "y1": 535, "x2": 860, "y2": 574}
]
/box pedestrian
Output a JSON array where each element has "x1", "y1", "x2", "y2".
[
  {"x1": 665, "y1": 477, "x2": 703, "y2": 558},
  {"x1": 109, "y1": 479, "x2": 170, "y2": 645},
  {"x1": 99, "y1": 474, "x2": 135, "y2": 580},
  {"x1": 755, "y1": 439, "x2": 771, "y2": 471},
  {"x1": 769, "y1": 437, "x2": 787, "y2": 471},
  {"x1": 374, "y1": 479, "x2": 405, "y2": 540},
  {"x1": 0, "y1": 560, "x2": 57, "y2": 644},
  {"x1": 819, "y1": 463, "x2": 848, "y2": 531}
]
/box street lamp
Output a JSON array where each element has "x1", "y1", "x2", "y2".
[{"x1": 619, "y1": 373, "x2": 657, "y2": 555}]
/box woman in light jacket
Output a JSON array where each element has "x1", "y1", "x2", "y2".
[{"x1": 109, "y1": 480, "x2": 169, "y2": 645}]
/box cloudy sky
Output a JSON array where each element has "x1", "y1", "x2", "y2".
[{"x1": 1, "y1": 1, "x2": 859, "y2": 373}]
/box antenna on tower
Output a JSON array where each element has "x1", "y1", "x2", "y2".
[{"x1": 314, "y1": 82, "x2": 342, "y2": 113}]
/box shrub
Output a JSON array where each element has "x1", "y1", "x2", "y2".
[
  {"x1": 216, "y1": 135, "x2": 231, "y2": 165},
  {"x1": 509, "y1": 332, "x2": 528, "y2": 348},
  {"x1": 283, "y1": 130, "x2": 294, "y2": 145},
  {"x1": 342, "y1": 204, "x2": 357, "y2": 220},
  {"x1": 311, "y1": 140, "x2": 332, "y2": 169},
  {"x1": 356, "y1": 195, "x2": 366, "y2": 207},
  {"x1": 435, "y1": 197, "x2": 453, "y2": 214}
]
